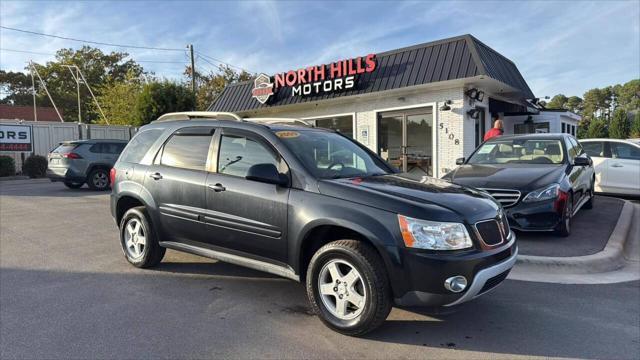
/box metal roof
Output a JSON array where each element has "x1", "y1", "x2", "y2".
[{"x1": 209, "y1": 34, "x2": 535, "y2": 113}]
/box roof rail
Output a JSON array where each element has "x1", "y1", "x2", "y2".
[
  {"x1": 245, "y1": 118, "x2": 313, "y2": 127},
  {"x1": 155, "y1": 111, "x2": 242, "y2": 122}
]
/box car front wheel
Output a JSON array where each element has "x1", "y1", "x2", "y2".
[
  {"x1": 119, "y1": 206, "x2": 165, "y2": 268},
  {"x1": 555, "y1": 193, "x2": 573, "y2": 237},
  {"x1": 306, "y1": 240, "x2": 391, "y2": 336},
  {"x1": 584, "y1": 180, "x2": 595, "y2": 210}
]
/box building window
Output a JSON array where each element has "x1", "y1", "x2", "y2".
[
  {"x1": 474, "y1": 108, "x2": 486, "y2": 148},
  {"x1": 311, "y1": 115, "x2": 354, "y2": 138},
  {"x1": 562, "y1": 123, "x2": 566, "y2": 133},
  {"x1": 572, "y1": 125, "x2": 576, "y2": 136},
  {"x1": 514, "y1": 122, "x2": 550, "y2": 134}
]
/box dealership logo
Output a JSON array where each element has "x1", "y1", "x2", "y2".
[{"x1": 251, "y1": 73, "x2": 275, "y2": 104}]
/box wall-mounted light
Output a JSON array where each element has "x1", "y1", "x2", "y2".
[
  {"x1": 440, "y1": 100, "x2": 452, "y2": 111},
  {"x1": 465, "y1": 88, "x2": 485, "y2": 102},
  {"x1": 467, "y1": 108, "x2": 481, "y2": 119}
]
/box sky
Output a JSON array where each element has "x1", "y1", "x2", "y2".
[{"x1": 1, "y1": 0, "x2": 639, "y2": 98}]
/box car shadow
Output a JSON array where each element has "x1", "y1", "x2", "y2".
[{"x1": 152, "y1": 260, "x2": 279, "y2": 279}]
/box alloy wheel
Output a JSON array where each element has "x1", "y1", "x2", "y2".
[
  {"x1": 124, "y1": 218, "x2": 146, "y2": 259},
  {"x1": 318, "y1": 259, "x2": 367, "y2": 320},
  {"x1": 93, "y1": 171, "x2": 109, "y2": 189}
]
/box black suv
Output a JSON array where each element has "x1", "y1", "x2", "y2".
[{"x1": 111, "y1": 112, "x2": 517, "y2": 335}]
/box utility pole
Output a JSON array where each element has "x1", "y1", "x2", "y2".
[
  {"x1": 188, "y1": 44, "x2": 196, "y2": 110},
  {"x1": 29, "y1": 67, "x2": 37, "y2": 122},
  {"x1": 29, "y1": 61, "x2": 64, "y2": 122}
]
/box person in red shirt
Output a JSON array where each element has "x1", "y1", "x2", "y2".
[{"x1": 484, "y1": 118, "x2": 504, "y2": 141}]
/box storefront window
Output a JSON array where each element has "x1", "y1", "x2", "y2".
[
  {"x1": 514, "y1": 122, "x2": 550, "y2": 134},
  {"x1": 312, "y1": 115, "x2": 354, "y2": 138}
]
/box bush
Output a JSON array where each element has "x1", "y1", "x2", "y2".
[
  {"x1": 586, "y1": 118, "x2": 608, "y2": 138},
  {"x1": 22, "y1": 155, "x2": 48, "y2": 178},
  {"x1": 0, "y1": 156, "x2": 16, "y2": 177}
]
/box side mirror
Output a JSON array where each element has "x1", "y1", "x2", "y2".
[
  {"x1": 574, "y1": 157, "x2": 590, "y2": 166},
  {"x1": 246, "y1": 163, "x2": 288, "y2": 186},
  {"x1": 456, "y1": 157, "x2": 465, "y2": 165}
]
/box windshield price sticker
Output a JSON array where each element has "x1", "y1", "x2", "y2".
[
  {"x1": 275, "y1": 131, "x2": 300, "y2": 138},
  {"x1": 477, "y1": 144, "x2": 496, "y2": 154}
]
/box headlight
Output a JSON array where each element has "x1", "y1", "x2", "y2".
[
  {"x1": 522, "y1": 184, "x2": 560, "y2": 202},
  {"x1": 398, "y1": 215, "x2": 473, "y2": 250}
]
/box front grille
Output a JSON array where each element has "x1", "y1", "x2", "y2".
[
  {"x1": 475, "y1": 220, "x2": 503, "y2": 245},
  {"x1": 479, "y1": 270, "x2": 510, "y2": 295},
  {"x1": 479, "y1": 188, "x2": 521, "y2": 207}
]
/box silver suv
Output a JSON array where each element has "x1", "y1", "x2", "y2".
[{"x1": 47, "y1": 139, "x2": 128, "y2": 190}]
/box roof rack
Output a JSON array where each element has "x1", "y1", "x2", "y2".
[
  {"x1": 245, "y1": 118, "x2": 313, "y2": 127},
  {"x1": 155, "y1": 111, "x2": 242, "y2": 122}
]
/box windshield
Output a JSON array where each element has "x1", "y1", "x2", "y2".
[
  {"x1": 468, "y1": 139, "x2": 565, "y2": 165},
  {"x1": 275, "y1": 129, "x2": 393, "y2": 179}
]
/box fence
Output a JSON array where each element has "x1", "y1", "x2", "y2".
[{"x1": 0, "y1": 120, "x2": 136, "y2": 172}]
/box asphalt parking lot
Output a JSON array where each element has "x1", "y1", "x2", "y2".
[
  {"x1": 1, "y1": 180, "x2": 639, "y2": 359},
  {"x1": 517, "y1": 196, "x2": 624, "y2": 257}
]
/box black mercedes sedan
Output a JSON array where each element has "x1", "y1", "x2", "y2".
[{"x1": 443, "y1": 134, "x2": 595, "y2": 236}]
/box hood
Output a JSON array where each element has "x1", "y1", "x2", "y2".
[
  {"x1": 318, "y1": 173, "x2": 500, "y2": 224},
  {"x1": 444, "y1": 164, "x2": 566, "y2": 191}
]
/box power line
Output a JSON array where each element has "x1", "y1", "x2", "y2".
[
  {"x1": 1, "y1": 26, "x2": 183, "y2": 51},
  {"x1": 1, "y1": 48, "x2": 186, "y2": 64},
  {"x1": 196, "y1": 51, "x2": 254, "y2": 74},
  {"x1": 1, "y1": 26, "x2": 254, "y2": 73}
]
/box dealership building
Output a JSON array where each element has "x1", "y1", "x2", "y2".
[{"x1": 210, "y1": 34, "x2": 579, "y2": 177}]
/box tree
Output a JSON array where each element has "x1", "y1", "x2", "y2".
[
  {"x1": 0, "y1": 70, "x2": 35, "y2": 106},
  {"x1": 93, "y1": 71, "x2": 143, "y2": 126},
  {"x1": 136, "y1": 81, "x2": 195, "y2": 125},
  {"x1": 608, "y1": 108, "x2": 630, "y2": 139},
  {"x1": 582, "y1": 87, "x2": 614, "y2": 122},
  {"x1": 614, "y1": 79, "x2": 640, "y2": 112},
  {"x1": 185, "y1": 64, "x2": 252, "y2": 110},
  {"x1": 17, "y1": 46, "x2": 145, "y2": 123},
  {"x1": 630, "y1": 112, "x2": 640, "y2": 138},
  {"x1": 545, "y1": 94, "x2": 568, "y2": 110},
  {"x1": 565, "y1": 96, "x2": 583, "y2": 114},
  {"x1": 586, "y1": 118, "x2": 608, "y2": 138}
]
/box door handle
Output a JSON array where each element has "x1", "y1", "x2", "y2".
[
  {"x1": 611, "y1": 163, "x2": 623, "y2": 168},
  {"x1": 149, "y1": 172, "x2": 163, "y2": 180},
  {"x1": 208, "y1": 183, "x2": 226, "y2": 192}
]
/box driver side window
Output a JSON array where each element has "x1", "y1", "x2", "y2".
[{"x1": 217, "y1": 134, "x2": 280, "y2": 177}]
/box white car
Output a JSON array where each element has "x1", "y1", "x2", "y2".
[{"x1": 580, "y1": 138, "x2": 640, "y2": 196}]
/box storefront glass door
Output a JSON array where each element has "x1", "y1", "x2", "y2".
[{"x1": 378, "y1": 107, "x2": 433, "y2": 176}]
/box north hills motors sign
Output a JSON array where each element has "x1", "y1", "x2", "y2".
[{"x1": 251, "y1": 54, "x2": 377, "y2": 104}]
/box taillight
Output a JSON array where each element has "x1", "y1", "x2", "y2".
[
  {"x1": 63, "y1": 152, "x2": 83, "y2": 159},
  {"x1": 109, "y1": 168, "x2": 116, "y2": 185}
]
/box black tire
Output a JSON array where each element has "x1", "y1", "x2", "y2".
[
  {"x1": 306, "y1": 240, "x2": 392, "y2": 336},
  {"x1": 555, "y1": 193, "x2": 573, "y2": 237},
  {"x1": 584, "y1": 180, "x2": 595, "y2": 210},
  {"x1": 63, "y1": 181, "x2": 83, "y2": 189},
  {"x1": 119, "y1": 206, "x2": 165, "y2": 268},
  {"x1": 87, "y1": 168, "x2": 110, "y2": 190}
]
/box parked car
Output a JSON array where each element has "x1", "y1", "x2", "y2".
[
  {"x1": 110, "y1": 112, "x2": 517, "y2": 336},
  {"x1": 47, "y1": 139, "x2": 128, "y2": 190},
  {"x1": 579, "y1": 138, "x2": 640, "y2": 196},
  {"x1": 442, "y1": 134, "x2": 595, "y2": 237}
]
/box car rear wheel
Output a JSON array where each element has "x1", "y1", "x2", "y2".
[
  {"x1": 63, "y1": 181, "x2": 83, "y2": 189},
  {"x1": 119, "y1": 206, "x2": 165, "y2": 268},
  {"x1": 555, "y1": 193, "x2": 573, "y2": 237},
  {"x1": 306, "y1": 240, "x2": 391, "y2": 336},
  {"x1": 87, "y1": 168, "x2": 110, "y2": 190}
]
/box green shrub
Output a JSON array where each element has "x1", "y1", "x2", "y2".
[
  {"x1": 0, "y1": 156, "x2": 16, "y2": 177},
  {"x1": 22, "y1": 155, "x2": 48, "y2": 178},
  {"x1": 609, "y1": 108, "x2": 630, "y2": 139}
]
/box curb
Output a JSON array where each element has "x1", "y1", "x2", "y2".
[
  {"x1": 515, "y1": 200, "x2": 635, "y2": 274},
  {"x1": 0, "y1": 175, "x2": 29, "y2": 181}
]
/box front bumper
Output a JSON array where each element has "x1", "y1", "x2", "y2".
[
  {"x1": 504, "y1": 199, "x2": 562, "y2": 231},
  {"x1": 394, "y1": 233, "x2": 517, "y2": 307}
]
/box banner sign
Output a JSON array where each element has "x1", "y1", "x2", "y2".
[
  {"x1": 0, "y1": 124, "x2": 33, "y2": 151},
  {"x1": 252, "y1": 54, "x2": 377, "y2": 104}
]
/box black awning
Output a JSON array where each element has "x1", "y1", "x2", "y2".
[{"x1": 490, "y1": 98, "x2": 539, "y2": 115}]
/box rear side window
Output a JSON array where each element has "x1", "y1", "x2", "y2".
[
  {"x1": 160, "y1": 133, "x2": 213, "y2": 171},
  {"x1": 104, "y1": 143, "x2": 126, "y2": 154},
  {"x1": 89, "y1": 144, "x2": 104, "y2": 153},
  {"x1": 52, "y1": 144, "x2": 77, "y2": 154},
  {"x1": 119, "y1": 129, "x2": 163, "y2": 163},
  {"x1": 610, "y1": 142, "x2": 640, "y2": 160}
]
